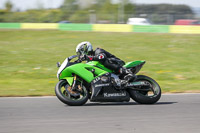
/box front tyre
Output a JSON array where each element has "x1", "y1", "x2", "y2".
[
  {"x1": 55, "y1": 80, "x2": 88, "y2": 106},
  {"x1": 128, "y1": 75, "x2": 161, "y2": 104}
]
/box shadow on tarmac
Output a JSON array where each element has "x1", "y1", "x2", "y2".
[{"x1": 83, "y1": 102, "x2": 177, "y2": 106}]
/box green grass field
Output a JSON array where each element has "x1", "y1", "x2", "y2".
[{"x1": 0, "y1": 29, "x2": 200, "y2": 96}]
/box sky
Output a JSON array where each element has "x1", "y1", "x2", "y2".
[{"x1": 0, "y1": 0, "x2": 200, "y2": 11}]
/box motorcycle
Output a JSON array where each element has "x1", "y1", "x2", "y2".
[{"x1": 55, "y1": 55, "x2": 161, "y2": 106}]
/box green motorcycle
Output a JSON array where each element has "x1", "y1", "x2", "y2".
[{"x1": 55, "y1": 55, "x2": 161, "y2": 106}]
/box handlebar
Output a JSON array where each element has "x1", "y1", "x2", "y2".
[
  {"x1": 68, "y1": 55, "x2": 78, "y2": 61},
  {"x1": 68, "y1": 55, "x2": 83, "y2": 63}
]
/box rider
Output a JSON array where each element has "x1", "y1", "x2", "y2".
[{"x1": 76, "y1": 41, "x2": 133, "y2": 80}]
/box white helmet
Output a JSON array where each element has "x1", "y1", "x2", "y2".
[{"x1": 76, "y1": 41, "x2": 93, "y2": 56}]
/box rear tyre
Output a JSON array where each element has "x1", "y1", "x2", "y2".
[
  {"x1": 55, "y1": 80, "x2": 88, "y2": 106},
  {"x1": 128, "y1": 75, "x2": 161, "y2": 104}
]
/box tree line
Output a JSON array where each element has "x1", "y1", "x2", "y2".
[{"x1": 0, "y1": 0, "x2": 194, "y2": 24}]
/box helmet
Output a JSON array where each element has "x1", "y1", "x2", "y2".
[{"x1": 76, "y1": 41, "x2": 93, "y2": 56}]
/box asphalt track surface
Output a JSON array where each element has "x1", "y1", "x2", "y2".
[{"x1": 0, "y1": 94, "x2": 200, "y2": 133}]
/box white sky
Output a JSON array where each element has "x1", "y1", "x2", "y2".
[{"x1": 0, "y1": 0, "x2": 199, "y2": 11}]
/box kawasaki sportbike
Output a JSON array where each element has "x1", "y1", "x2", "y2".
[{"x1": 55, "y1": 55, "x2": 161, "y2": 106}]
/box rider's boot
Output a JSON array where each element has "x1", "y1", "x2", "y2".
[{"x1": 119, "y1": 67, "x2": 136, "y2": 85}]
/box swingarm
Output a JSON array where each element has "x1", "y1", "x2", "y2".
[{"x1": 125, "y1": 81, "x2": 153, "y2": 91}]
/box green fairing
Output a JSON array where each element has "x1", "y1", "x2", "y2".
[
  {"x1": 124, "y1": 60, "x2": 145, "y2": 68},
  {"x1": 63, "y1": 77, "x2": 74, "y2": 86},
  {"x1": 87, "y1": 61, "x2": 113, "y2": 72},
  {"x1": 60, "y1": 60, "x2": 145, "y2": 85},
  {"x1": 60, "y1": 62, "x2": 108, "y2": 83}
]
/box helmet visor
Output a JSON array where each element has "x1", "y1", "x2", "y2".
[
  {"x1": 76, "y1": 48, "x2": 85, "y2": 57},
  {"x1": 78, "y1": 44, "x2": 88, "y2": 55}
]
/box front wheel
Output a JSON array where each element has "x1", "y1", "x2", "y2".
[
  {"x1": 128, "y1": 75, "x2": 161, "y2": 104},
  {"x1": 55, "y1": 80, "x2": 89, "y2": 106}
]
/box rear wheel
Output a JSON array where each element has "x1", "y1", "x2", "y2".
[
  {"x1": 128, "y1": 75, "x2": 161, "y2": 104},
  {"x1": 55, "y1": 80, "x2": 88, "y2": 106}
]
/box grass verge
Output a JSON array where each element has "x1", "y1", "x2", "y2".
[{"x1": 0, "y1": 30, "x2": 200, "y2": 96}]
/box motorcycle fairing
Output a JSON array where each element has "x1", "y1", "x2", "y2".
[
  {"x1": 90, "y1": 73, "x2": 130, "y2": 102},
  {"x1": 59, "y1": 60, "x2": 145, "y2": 85},
  {"x1": 124, "y1": 60, "x2": 145, "y2": 68},
  {"x1": 60, "y1": 63, "x2": 108, "y2": 83},
  {"x1": 124, "y1": 60, "x2": 146, "y2": 74},
  {"x1": 87, "y1": 61, "x2": 113, "y2": 73}
]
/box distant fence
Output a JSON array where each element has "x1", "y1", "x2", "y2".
[{"x1": 0, "y1": 23, "x2": 200, "y2": 34}]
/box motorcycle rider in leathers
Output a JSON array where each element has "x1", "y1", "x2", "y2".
[{"x1": 76, "y1": 41, "x2": 133, "y2": 82}]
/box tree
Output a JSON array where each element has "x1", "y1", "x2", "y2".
[
  {"x1": 135, "y1": 4, "x2": 193, "y2": 14},
  {"x1": 5, "y1": 0, "x2": 13, "y2": 12},
  {"x1": 69, "y1": 10, "x2": 89, "y2": 23},
  {"x1": 134, "y1": 4, "x2": 194, "y2": 24},
  {"x1": 60, "y1": 0, "x2": 79, "y2": 20},
  {"x1": 96, "y1": 0, "x2": 118, "y2": 23}
]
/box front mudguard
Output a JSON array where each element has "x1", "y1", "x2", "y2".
[
  {"x1": 55, "y1": 80, "x2": 89, "y2": 106},
  {"x1": 61, "y1": 77, "x2": 74, "y2": 86}
]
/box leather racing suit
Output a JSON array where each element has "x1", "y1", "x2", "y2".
[{"x1": 83, "y1": 48, "x2": 125, "y2": 73}]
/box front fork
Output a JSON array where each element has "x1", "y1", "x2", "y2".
[
  {"x1": 64, "y1": 75, "x2": 83, "y2": 97},
  {"x1": 71, "y1": 75, "x2": 77, "y2": 91},
  {"x1": 71, "y1": 75, "x2": 83, "y2": 92}
]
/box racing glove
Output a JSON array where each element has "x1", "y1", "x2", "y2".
[{"x1": 80, "y1": 53, "x2": 106, "y2": 61}]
